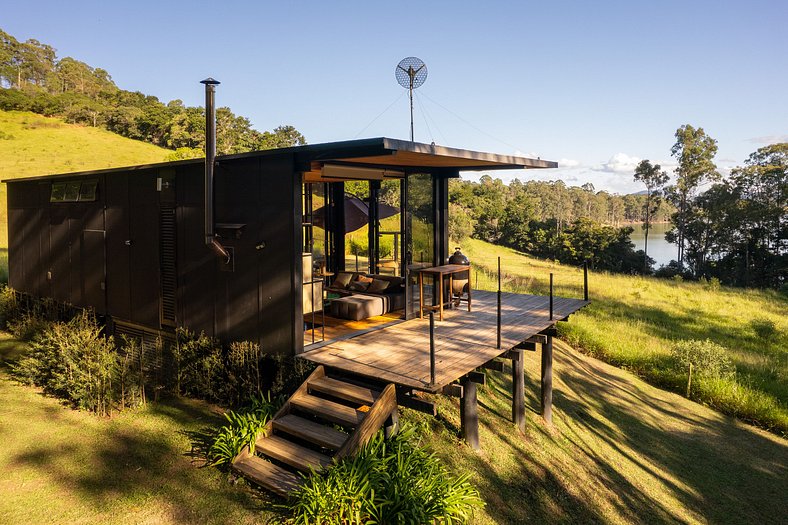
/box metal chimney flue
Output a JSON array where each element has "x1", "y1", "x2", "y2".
[{"x1": 201, "y1": 78, "x2": 230, "y2": 263}]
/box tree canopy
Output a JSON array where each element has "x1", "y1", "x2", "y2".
[{"x1": 0, "y1": 27, "x2": 306, "y2": 156}]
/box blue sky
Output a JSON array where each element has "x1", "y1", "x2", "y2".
[{"x1": 4, "y1": 0, "x2": 787, "y2": 193}]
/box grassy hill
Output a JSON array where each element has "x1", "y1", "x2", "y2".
[
  {"x1": 0, "y1": 110, "x2": 171, "y2": 250},
  {"x1": 461, "y1": 238, "x2": 788, "y2": 435}
]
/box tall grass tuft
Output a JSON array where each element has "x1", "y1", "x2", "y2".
[
  {"x1": 206, "y1": 392, "x2": 280, "y2": 466},
  {"x1": 286, "y1": 424, "x2": 484, "y2": 524}
]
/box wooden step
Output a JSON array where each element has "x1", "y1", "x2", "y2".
[
  {"x1": 308, "y1": 376, "x2": 380, "y2": 406},
  {"x1": 233, "y1": 454, "x2": 302, "y2": 498},
  {"x1": 256, "y1": 435, "x2": 332, "y2": 473},
  {"x1": 291, "y1": 394, "x2": 366, "y2": 427},
  {"x1": 273, "y1": 414, "x2": 348, "y2": 450}
]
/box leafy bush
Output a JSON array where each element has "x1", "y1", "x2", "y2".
[
  {"x1": 13, "y1": 311, "x2": 118, "y2": 415},
  {"x1": 671, "y1": 339, "x2": 735, "y2": 379},
  {"x1": 207, "y1": 393, "x2": 279, "y2": 466},
  {"x1": 286, "y1": 424, "x2": 484, "y2": 524},
  {"x1": 173, "y1": 328, "x2": 225, "y2": 401}
]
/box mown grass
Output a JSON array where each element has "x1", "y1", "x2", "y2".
[
  {"x1": 2, "y1": 328, "x2": 786, "y2": 524},
  {"x1": 0, "y1": 110, "x2": 171, "y2": 248},
  {"x1": 461, "y1": 238, "x2": 788, "y2": 435},
  {"x1": 0, "y1": 332, "x2": 277, "y2": 525},
  {"x1": 407, "y1": 338, "x2": 788, "y2": 524}
]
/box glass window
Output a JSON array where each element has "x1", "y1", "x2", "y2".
[
  {"x1": 63, "y1": 182, "x2": 81, "y2": 201},
  {"x1": 50, "y1": 182, "x2": 66, "y2": 202},
  {"x1": 79, "y1": 180, "x2": 98, "y2": 201}
]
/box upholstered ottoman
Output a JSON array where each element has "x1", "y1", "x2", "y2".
[{"x1": 330, "y1": 295, "x2": 384, "y2": 321}]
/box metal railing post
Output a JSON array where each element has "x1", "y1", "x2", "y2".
[
  {"x1": 497, "y1": 256, "x2": 502, "y2": 349},
  {"x1": 583, "y1": 260, "x2": 589, "y2": 301},
  {"x1": 549, "y1": 272, "x2": 554, "y2": 321},
  {"x1": 429, "y1": 311, "x2": 436, "y2": 385}
]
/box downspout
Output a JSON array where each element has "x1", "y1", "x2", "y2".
[{"x1": 201, "y1": 78, "x2": 231, "y2": 263}]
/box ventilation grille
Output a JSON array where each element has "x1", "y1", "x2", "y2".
[{"x1": 160, "y1": 204, "x2": 177, "y2": 325}]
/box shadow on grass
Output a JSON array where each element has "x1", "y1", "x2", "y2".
[
  {"x1": 422, "y1": 340, "x2": 788, "y2": 524},
  {"x1": 4, "y1": 388, "x2": 284, "y2": 524}
]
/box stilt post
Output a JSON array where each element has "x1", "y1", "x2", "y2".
[
  {"x1": 497, "y1": 256, "x2": 502, "y2": 349},
  {"x1": 460, "y1": 376, "x2": 480, "y2": 450},
  {"x1": 583, "y1": 260, "x2": 589, "y2": 301},
  {"x1": 384, "y1": 408, "x2": 400, "y2": 439},
  {"x1": 549, "y1": 272, "x2": 554, "y2": 321},
  {"x1": 541, "y1": 333, "x2": 553, "y2": 424},
  {"x1": 429, "y1": 311, "x2": 436, "y2": 385},
  {"x1": 512, "y1": 349, "x2": 525, "y2": 432}
]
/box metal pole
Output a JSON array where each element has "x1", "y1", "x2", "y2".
[
  {"x1": 409, "y1": 70, "x2": 414, "y2": 142},
  {"x1": 429, "y1": 311, "x2": 436, "y2": 385},
  {"x1": 497, "y1": 256, "x2": 502, "y2": 349},
  {"x1": 583, "y1": 261, "x2": 588, "y2": 301},
  {"x1": 549, "y1": 273, "x2": 554, "y2": 321}
]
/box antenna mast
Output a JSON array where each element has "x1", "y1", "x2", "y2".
[{"x1": 395, "y1": 57, "x2": 428, "y2": 142}]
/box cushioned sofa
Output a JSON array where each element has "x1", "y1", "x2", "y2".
[{"x1": 326, "y1": 272, "x2": 405, "y2": 320}]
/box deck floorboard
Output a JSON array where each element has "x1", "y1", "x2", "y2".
[{"x1": 300, "y1": 290, "x2": 588, "y2": 392}]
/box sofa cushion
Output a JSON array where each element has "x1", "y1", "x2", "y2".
[
  {"x1": 333, "y1": 272, "x2": 354, "y2": 289},
  {"x1": 356, "y1": 275, "x2": 374, "y2": 284},
  {"x1": 366, "y1": 278, "x2": 390, "y2": 294},
  {"x1": 348, "y1": 280, "x2": 370, "y2": 292}
]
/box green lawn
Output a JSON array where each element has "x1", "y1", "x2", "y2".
[
  {"x1": 0, "y1": 333, "x2": 276, "y2": 525},
  {"x1": 461, "y1": 238, "x2": 788, "y2": 435},
  {"x1": 0, "y1": 110, "x2": 171, "y2": 248},
  {"x1": 2, "y1": 329, "x2": 785, "y2": 524}
]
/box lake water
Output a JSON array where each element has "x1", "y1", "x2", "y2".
[{"x1": 629, "y1": 223, "x2": 675, "y2": 269}]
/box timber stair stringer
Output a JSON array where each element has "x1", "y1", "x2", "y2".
[{"x1": 231, "y1": 365, "x2": 398, "y2": 497}]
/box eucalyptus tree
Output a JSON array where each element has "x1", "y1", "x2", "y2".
[
  {"x1": 668, "y1": 124, "x2": 719, "y2": 271},
  {"x1": 634, "y1": 159, "x2": 669, "y2": 272}
]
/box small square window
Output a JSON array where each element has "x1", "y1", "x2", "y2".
[
  {"x1": 79, "y1": 180, "x2": 98, "y2": 201},
  {"x1": 64, "y1": 182, "x2": 81, "y2": 201},
  {"x1": 50, "y1": 183, "x2": 66, "y2": 202}
]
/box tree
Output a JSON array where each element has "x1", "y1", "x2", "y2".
[
  {"x1": 634, "y1": 159, "x2": 669, "y2": 273},
  {"x1": 668, "y1": 124, "x2": 719, "y2": 271}
]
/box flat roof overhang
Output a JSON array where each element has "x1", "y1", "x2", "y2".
[{"x1": 2, "y1": 137, "x2": 557, "y2": 183}]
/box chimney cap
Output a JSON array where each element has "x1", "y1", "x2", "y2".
[{"x1": 200, "y1": 77, "x2": 221, "y2": 85}]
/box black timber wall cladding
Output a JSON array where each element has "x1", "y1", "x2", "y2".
[
  {"x1": 203, "y1": 154, "x2": 298, "y2": 354},
  {"x1": 7, "y1": 153, "x2": 300, "y2": 356},
  {"x1": 8, "y1": 178, "x2": 106, "y2": 310}
]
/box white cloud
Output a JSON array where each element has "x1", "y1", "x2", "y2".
[
  {"x1": 593, "y1": 152, "x2": 641, "y2": 174},
  {"x1": 558, "y1": 158, "x2": 580, "y2": 168},
  {"x1": 747, "y1": 135, "x2": 788, "y2": 145}
]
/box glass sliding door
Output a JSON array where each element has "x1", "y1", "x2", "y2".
[{"x1": 404, "y1": 173, "x2": 436, "y2": 319}]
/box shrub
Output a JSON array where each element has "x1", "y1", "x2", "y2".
[
  {"x1": 671, "y1": 339, "x2": 735, "y2": 380},
  {"x1": 750, "y1": 318, "x2": 779, "y2": 344},
  {"x1": 0, "y1": 286, "x2": 20, "y2": 329},
  {"x1": 226, "y1": 340, "x2": 262, "y2": 406},
  {"x1": 206, "y1": 392, "x2": 279, "y2": 466},
  {"x1": 173, "y1": 328, "x2": 224, "y2": 401},
  {"x1": 286, "y1": 424, "x2": 484, "y2": 524},
  {"x1": 13, "y1": 311, "x2": 118, "y2": 415}
]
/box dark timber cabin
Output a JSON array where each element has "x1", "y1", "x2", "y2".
[
  {"x1": 5, "y1": 133, "x2": 590, "y2": 493},
  {"x1": 5, "y1": 137, "x2": 557, "y2": 351}
]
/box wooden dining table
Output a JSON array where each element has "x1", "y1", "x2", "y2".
[{"x1": 418, "y1": 264, "x2": 472, "y2": 321}]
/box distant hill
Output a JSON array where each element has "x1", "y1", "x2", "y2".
[{"x1": 0, "y1": 110, "x2": 171, "y2": 249}]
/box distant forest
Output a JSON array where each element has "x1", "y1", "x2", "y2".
[{"x1": 0, "y1": 28, "x2": 306, "y2": 159}]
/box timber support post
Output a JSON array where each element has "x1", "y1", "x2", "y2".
[
  {"x1": 460, "y1": 375, "x2": 480, "y2": 450},
  {"x1": 541, "y1": 332, "x2": 554, "y2": 424},
  {"x1": 511, "y1": 349, "x2": 525, "y2": 432},
  {"x1": 384, "y1": 408, "x2": 400, "y2": 439}
]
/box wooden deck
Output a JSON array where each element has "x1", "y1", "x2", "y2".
[{"x1": 300, "y1": 290, "x2": 588, "y2": 393}]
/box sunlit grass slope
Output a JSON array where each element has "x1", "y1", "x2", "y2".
[
  {"x1": 0, "y1": 110, "x2": 171, "y2": 248},
  {"x1": 460, "y1": 238, "x2": 788, "y2": 434}
]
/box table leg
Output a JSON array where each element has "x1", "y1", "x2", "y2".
[{"x1": 468, "y1": 274, "x2": 472, "y2": 312}]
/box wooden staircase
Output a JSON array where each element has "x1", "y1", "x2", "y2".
[{"x1": 232, "y1": 365, "x2": 398, "y2": 497}]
